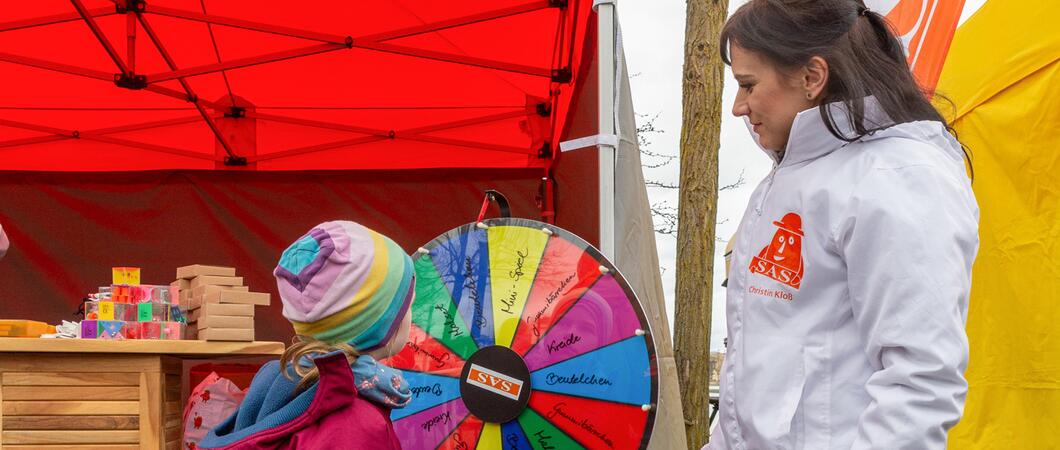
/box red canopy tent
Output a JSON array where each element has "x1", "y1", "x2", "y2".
[
  {"x1": 0, "y1": 0, "x2": 599, "y2": 323},
  {"x1": 0, "y1": 2, "x2": 686, "y2": 445}
]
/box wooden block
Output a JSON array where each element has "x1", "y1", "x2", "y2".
[
  {"x1": 189, "y1": 275, "x2": 243, "y2": 289},
  {"x1": 3, "y1": 372, "x2": 140, "y2": 386},
  {"x1": 170, "y1": 279, "x2": 191, "y2": 291},
  {"x1": 3, "y1": 385, "x2": 139, "y2": 401},
  {"x1": 191, "y1": 284, "x2": 249, "y2": 298},
  {"x1": 3, "y1": 400, "x2": 139, "y2": 416},
  {"x1": 3, "y1": 415, "x2": 140, "y2": 430},
  {"x1": 187, "y1": 302, "x2": 254, "y2": 320},
  {"x1": 179, "y1": 289, "x2": 193, "y2": 304},
  {"x1": 194, "y1": 315, "x2": 255, "y2": 330},
  {"x1": 204, "y1": 290, "x2": 271, "y2": 306},
  {"x1": 197, "y1": 327, "x2": 255, "y2": 342},
  {"x1": 2, "y1": 430, "x2": 139, "y2": 444},
  {"x1": 177, "y1": 264, "x2": 236, "y2": 279}
]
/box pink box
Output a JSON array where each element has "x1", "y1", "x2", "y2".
[
  {"x1": 163, "y1": 321, "x2": 185, "y2": 340},
  {"x1": 140, "y1": 321, "x2": 164, "y2": 340}
]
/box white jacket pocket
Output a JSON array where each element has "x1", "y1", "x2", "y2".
[{"x1": 738, "y1": 333, "x2": 807, "y2": 449}]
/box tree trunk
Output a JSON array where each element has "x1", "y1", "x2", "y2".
[{"x1": 675, "y1": 0, "x2": 728, "y2": 448}]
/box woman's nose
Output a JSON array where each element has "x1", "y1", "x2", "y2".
[{"x1": 732, "y1": 96, "x2": 749, "y2": 117}]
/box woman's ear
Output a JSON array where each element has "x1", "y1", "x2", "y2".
[{"x1": 803, "y1": 56, "x2": 829, "y2": 101}]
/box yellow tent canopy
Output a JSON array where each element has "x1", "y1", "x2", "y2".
[{"x1": 935, "y1": 1, "x2": 1060, "y2": 447}]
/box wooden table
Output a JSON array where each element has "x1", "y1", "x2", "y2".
[{"x1": 0, "y1": 338, "x2": 284, "y2": 450}]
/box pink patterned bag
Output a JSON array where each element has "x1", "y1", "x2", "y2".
[{"x1": 183, "y1": 372, "x2": 247, "y2": 449}]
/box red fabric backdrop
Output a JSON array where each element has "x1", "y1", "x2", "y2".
[{"x1": 0, "y1": 169, "x2": 600, "y2": 343}]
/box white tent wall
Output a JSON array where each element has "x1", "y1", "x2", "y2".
[{"x1": 601, "y1": 2, "x2": 690, "y2": 448}]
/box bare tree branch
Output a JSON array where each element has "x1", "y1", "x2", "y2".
[
  {"x1": 719, "y1": 169, "x2": 746, "y2": 191},
  {"x1": 645, "y1": 180, "x2": 680, "y2": 189}
]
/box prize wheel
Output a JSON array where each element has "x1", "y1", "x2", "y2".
[{"x1": 384, "y1": 218, "x2": 658, "y2": 450}]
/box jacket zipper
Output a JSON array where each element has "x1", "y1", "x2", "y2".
[{"x1": 755, "y1": 165, "x2": 779, "y2": 216}]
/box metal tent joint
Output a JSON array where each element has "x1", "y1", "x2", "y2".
[
  {"x1": 549, "y1": 0, "x2": 569, "y2": 8},
  {"x1": 116, "y1": 0, "x2": 147, "y2": 14},
  {"x1": 224, "y1": 155, "x2": 248, "y2": 166},
  {"x1": 550, "y1": 67, "x2": 572, "y2": 83},
  {"x1": 537, "y1": 142, "x2": 553, "y2": 159},
  {"x1": 225, "y1": 106, "x2": 246, "y2": 119},
  {"x1": 535, "y1": 102, "x2": 551, "y2": 117},
  {"x1": 113, "y1": 73, "x2": 147, "y2": 89}
]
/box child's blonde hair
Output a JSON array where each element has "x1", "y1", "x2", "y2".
[{"x1": 280, "y1": 335, "x2": 359, "y2": 392}]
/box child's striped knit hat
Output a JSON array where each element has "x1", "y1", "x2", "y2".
[{"x1": 274, "y1": 221, "x2": 415, "y2": 352}]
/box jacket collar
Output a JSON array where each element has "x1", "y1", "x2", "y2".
[{"x1": 753, "y1": 96, "x2": 894, "y2": 167}]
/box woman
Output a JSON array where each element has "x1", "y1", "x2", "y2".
[{"x1": 709, "y1": 1, "x2": 979, "y2": 449}]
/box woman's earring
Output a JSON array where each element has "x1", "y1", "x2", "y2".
[{"x1": 806, "y1": 92, "x2": 813, "y2": 100}]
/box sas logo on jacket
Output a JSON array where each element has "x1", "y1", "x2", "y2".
[{"x1": 749, "y1": 212, "x2": 805, "y2": 289}]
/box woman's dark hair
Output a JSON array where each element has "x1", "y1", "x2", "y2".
[{"x1": 719, "y1": 0, "x2": 970, "y2": 170}]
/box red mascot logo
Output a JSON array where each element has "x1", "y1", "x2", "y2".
[{"x1": 749, "y1": 213, "x2": 805, "y2": 289}]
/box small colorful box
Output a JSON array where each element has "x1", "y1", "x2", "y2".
[
  {"x1": 168, "y1": 304, "x2": 187, "y2": 323},
  {"x1": 112, "y1": 267, "x2": 141, "y2": 286},
  {"x1": 163, "y1": 321, "x2": 186, "y2": 340},
  {"x1": 86, "y1": 301, "x2": 126, "y2": 321},
  {"x1": 135, "y1": 302, "x2": 169, "y2": 322},
  {"x1": 139, "y1": 321, "x2": 164, "y2": 339},
  {"x1": 98, "y1": 320, "x2": 126, "y2": 340},
  {"x1": 80, "y1": 320, "x2": 98, "y2": 339}
]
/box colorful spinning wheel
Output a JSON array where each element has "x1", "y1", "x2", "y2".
[{"x1": 384, "y1": 218, "x2": 658, "y2": 450}]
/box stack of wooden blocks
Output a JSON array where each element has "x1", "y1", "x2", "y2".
[{"x1": 171, "y1": 265, "x2": 271, "y2": 342}]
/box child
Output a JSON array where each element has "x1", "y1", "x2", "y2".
[{"x1": 199, "y1": 220, "x2": 415, "y2": 449}]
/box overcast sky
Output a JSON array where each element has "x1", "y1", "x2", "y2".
[{"x1": 619, "y1": 0, "x2": 988, "y2": 352}]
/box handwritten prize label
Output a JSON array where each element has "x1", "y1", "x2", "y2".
[
  {"x1": 421, "y1": 410, "x2": 452, "y2": 432},
  {"x1": 547, "y1": 402, "x2": 615, "y2": 449},
  {"x1": 99, "y1": 301, "x2": 114, "y2": 321},
  {"x1": 434, "y1": 304, "x2": 463, "y2": 338},
  {"x1": 409, "y1": 383, "x2": 443, "y2": 399},
  {"x1": 111, "y1": 267, "x2": 141, "y2": 286},
  {"x1": 546, "y1": 332, "x2": 581, "y2": 354},
  {"x1": 462, "y1": 257, "x2": 487, "y2": 329},
  {"x1": 534, "y1": 430, "x2": 557, "y2": 450}
]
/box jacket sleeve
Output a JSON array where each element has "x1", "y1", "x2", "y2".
[{"x1": 833, "y1": 162, "x2": 978, "y2": 449}]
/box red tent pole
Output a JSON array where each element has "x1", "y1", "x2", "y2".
[
  {"x1": 356, "y1": 0, "x2": 552, "y2": 42},
  {"x1": 247, "y1": 110, "x2": 534, "y2": 162},
  {"x1": 141, "y1": 5, "x2": 553, "y2": 78},
  {"x1": 145, "y1": 5, "x2": 347, "y2": 44},
  {"x1": 352, "y1": 41, "x2": 553, "y2": 78},
  {"x1": 0, "y1": 135, "x2": 68, "y2": 150},
  {"x1": 126, "y1": 12, "x2": 137, "y2": 74},
  {"x1": 0, "y1": 117, "x2": 219, "y2": 161},
  {"x1": 137, "y1": 13, "x2": 241, "y2": 162},
  {"x1": 0, "y1": 52, "x2": 113, "y2": 81},
  {"x1": 70, "y1": 0, "x2": 129, "y2": 75},
  {"x1": 0, "y1": 115, "x2": 209, "y2": 150},
  {"x1": 148, "y1": 43, "x2": 345, "y2": 83},
  {"x1": 0, "y1": 8, "x2": 115, "y2": 33}
]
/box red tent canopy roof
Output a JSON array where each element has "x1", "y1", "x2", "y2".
[{"x1": 0, "y1": 0, "x2": 595, "y2": 171}]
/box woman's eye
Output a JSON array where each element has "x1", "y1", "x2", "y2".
[{"x1": 740, "y1": 84, "x2": 754, "y2": 93}]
